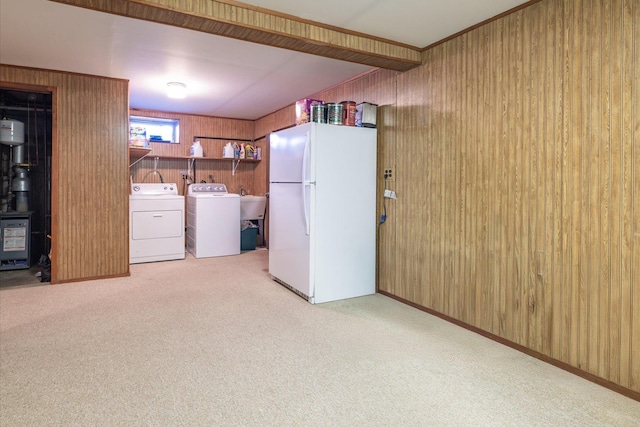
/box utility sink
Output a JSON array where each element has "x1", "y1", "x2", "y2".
[{"x1": 240, "y1": 195, "x2": 267, "y2": 220}]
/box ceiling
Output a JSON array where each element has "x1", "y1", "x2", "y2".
[{"x1": 0, "y1": 0, "x2": 529, "y2": 120}]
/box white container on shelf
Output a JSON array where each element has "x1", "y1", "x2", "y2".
[{"x1": 190, "y1": 141, "x2": 203, "y2": 157}]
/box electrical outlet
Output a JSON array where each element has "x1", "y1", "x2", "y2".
[{"x1": 383, "y1": 166, "x2": 395, "y2": 181}]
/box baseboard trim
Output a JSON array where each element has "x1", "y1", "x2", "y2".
[
  {"x1": 378, "y1": 290, "x2": 640, "y2": 402},
  {"x1": 52, "y1": 271, "x2": 130, "y2": 285}
]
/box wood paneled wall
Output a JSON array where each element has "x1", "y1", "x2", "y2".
[
  {"x1": 1, "y1": 65, "x2": 129, "y2": 283},
  {"x1": 129, "y1": 110, "x2": 262, "y2": 196},
  {"x1": 388, "y1": 0, "x2": 637, "y2": 394},
  {"x1": 254, "y1": 105, "x2": 296, "y2": 139}
]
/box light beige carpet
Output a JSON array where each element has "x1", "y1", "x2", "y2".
[{"x1": 1, "y1": 249, "x2": 639, "y2": 426}]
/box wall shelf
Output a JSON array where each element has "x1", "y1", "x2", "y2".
[
  {"x1": 151, "y1": 155, "x2": 260, "y2": 162},
  {"x1": 128, "y1": 150, "x2": 260, "y2": 162},
  {"x1": 128, "y1": 141, "x2": 261, "y2": 178},
  {"x1": 128, "y1": 148, "x2": 261, "y2": 177},
  {"x1": 128, "y1": 146, "x2": 152, "y2": 167},
  {"x1": 129, "y1": 146, "x2": 152, "y2": 158}
]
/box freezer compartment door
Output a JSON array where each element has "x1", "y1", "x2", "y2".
[
  {"x1": 268, "y1": 182, "x2": 312, "y2": 299},
  {"x1": 270, "y1": 123, "x2": 313, "y2": 183}
]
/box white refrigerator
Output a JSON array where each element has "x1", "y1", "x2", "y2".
[{"x1": 269, "y1": 122, "x2": 377, "y2": 304}]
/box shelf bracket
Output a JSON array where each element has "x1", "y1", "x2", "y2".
[
  {"x1": 129, "y1": 150, "x2": 151, "y2": 168},
  {"x1": 187, "y1": 158, "x2": 195, "y2": 182},
  {"x1": 232, "y1": 159, "x2": 240, "y2": 176}
]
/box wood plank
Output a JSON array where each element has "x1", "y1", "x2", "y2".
[
  {"x1": 610, "y1": 0, "x2": 625, "y2": 388},
  {"x1": 492, "y1": 17, "x2": 505, "y2": 337},
  {"x1": 477, "y1": 23, "x2": 492, "y2": 333},
  {"x1": 499, "y1": 13, "x2": 513, "y2": 339},
  {"x1": 630, "y1": 0, "x2": 640, "y2": 393},
  {"x1": 519, "y1": 6, "x2": 532, "y2": 349},
  {"x1": 527, "y1": 1, "x2": 544, "y2": 353},
  {"x1": 513, "y1": 10, "x2": 524, "y2": 346},
  {"x1": 447, "y1": 37, "x2": 459, "y2": 319},
  {"x1": 559, "y1": 0, "x2": 572, "y2": 366},
  {"x1": 567, "y1": 0, "x2": 582, "y2": 369},
  {"x1": 580, "y1": 0, "x2": 593, "y2": 375},
  {"x1": 585, "y1": 0, "x2": 601, "y2": 376},
  {"x1": 467, "y1": 30, "x2": 478, "y2": 328},
  {"x1": 549, "y1": 0, "x2": 563, "y2": 361},
  {"x1": 618, "y1": 0, "x2": 635, "y2": 390},
  {"x1": 598, "y1": 0, "x2": 615, "y2": 383}
]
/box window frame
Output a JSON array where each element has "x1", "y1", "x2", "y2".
[{"x1": 129, "y1": 116, "x2": 180, "y2": 144}]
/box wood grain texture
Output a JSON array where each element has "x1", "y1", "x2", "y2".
[
  {"x1": 377, "y1": 0, "x2": 638, "y2": 394},
  {"x1": 1, "y1": 65, "x2": 129, "y2": 283},
  {"x1": 256, "y1": 0, "x2": 639, "y2": 397},
  {"x1": 129, "y1": 110, "x2": 259, "y2": 195},
  {"x1": 631, "y1": 0, "x2": 640, "y2": 393}
]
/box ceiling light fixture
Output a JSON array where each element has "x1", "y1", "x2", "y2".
[{"x1": 166, "y1": 82, "x2": 187, "y2": 99}]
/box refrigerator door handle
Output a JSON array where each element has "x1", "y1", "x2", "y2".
[
  {"x1": 302, "y1": 131, "x2": 310, "y2": 183},
  {"x1": 302, "y1": 182, "x2": 310, "y2": 235},
  {"x1": 302, "y1": 132, "x2": 311, "y2": 235}
]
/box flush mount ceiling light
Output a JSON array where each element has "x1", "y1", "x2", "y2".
[{"x1": 166, "y1": 82, "x2": 187, "y2": 99}]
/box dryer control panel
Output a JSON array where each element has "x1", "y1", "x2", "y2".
[{"x1": 131, "y1": 183, "x2": 178, "y2": 196}]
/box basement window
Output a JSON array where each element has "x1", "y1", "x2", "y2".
[{"x1": 130, "y1": 116, "x2": 180, "y2": 144}]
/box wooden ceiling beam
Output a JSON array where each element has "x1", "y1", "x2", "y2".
[{"x1": 49, "y1": 0, "x2": 422, "y2": 72}]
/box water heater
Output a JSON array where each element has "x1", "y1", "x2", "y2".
[{"x1": 0, "y1": 119, "x2": 25, "y2": 146}]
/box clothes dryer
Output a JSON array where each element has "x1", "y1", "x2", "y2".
[{"x1": 129, "y1": 183, "x2": 185, "y2": 264}]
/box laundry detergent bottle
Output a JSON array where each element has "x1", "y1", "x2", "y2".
[
  {"x1": 190, "y1": 140, "x2": 203, "y2": 157},
  {"x1": 223, "y1": 142, "x2": 234, "y2": 158}
]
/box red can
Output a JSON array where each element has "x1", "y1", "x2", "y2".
[{"x1": 341, "y1": 101, "x2": 357, "y2": 126}]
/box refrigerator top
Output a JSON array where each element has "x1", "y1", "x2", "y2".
[{"x1": 269, "y1": 123, "x2": 377, "y2": 184}]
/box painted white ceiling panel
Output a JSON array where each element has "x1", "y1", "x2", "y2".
[
  {"x1": 238, "y1": 0, "x2": 529, "y2": 47},
  {"x1": 0, "y1": 0, "x2": 530, "y2": 119}
]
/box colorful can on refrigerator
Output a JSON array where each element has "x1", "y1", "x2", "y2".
[
  {"x1": 310, "y1": 103, "x2": 327, "y2": 123},
  {"x1": 327, "y1": 103, "x2": 343, "y2": 125},
  {"x1": 341, "y1": 101, "x2": 357, "y2": 126}
]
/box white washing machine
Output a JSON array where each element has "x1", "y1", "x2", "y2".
[
  {"x1": 186, "y1": 183, "x2": 240, "y2": 258},
  {"x1": 129, "y1": 183, "x2": 185, "y2": 264}
]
